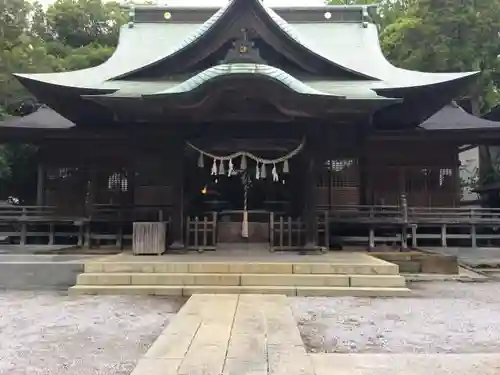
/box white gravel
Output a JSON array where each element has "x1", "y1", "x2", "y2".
[
  {"x1": 0, "y1": 292, "x2": 184, "y2": 375},
  {"x1": 291, "y1": 281, "x2": 500, "y2": 354}
]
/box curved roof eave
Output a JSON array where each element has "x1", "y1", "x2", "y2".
[
  {"x1": 112, "y1": 0, "x2": 380, "y2": 81},
  {"x1": 13, "y1": 0, "x2": 479, "y2": 94},
  {"x1": 82, "y1": 64, "x2": 400, "y2": 105},
  {"x1": 420, "y1": 102, "x2": 500, "y2": 130},
  {"x1": 12, "y1": 20, "x2": 209, "y2": 90}
]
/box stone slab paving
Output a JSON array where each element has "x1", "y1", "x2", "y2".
[
  {"x1": 131, "y1": 294, "x2": 315, "y2": 375},
  {"x1": 100, "y1": 251, "x2": 393, "y2": 265},
  {"x1": 425, "y1": 247, "x2": 500, "y2": 267},
  {"x1": 311, "y1": 353, "x2": 500, "y2": 375}
]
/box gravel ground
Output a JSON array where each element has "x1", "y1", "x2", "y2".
[
  {"x1": 291, "y1": 281, "x2": 500, "y2": 354},
  {"x1": 0, "y1": 292, "x2": 184, "y2": 375}
]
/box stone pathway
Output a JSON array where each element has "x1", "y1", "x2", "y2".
[
  {"x1": 130, "y1": 293, "x2": 500, "y2": 375},
  {"x1": 131, "y1": 294, "x2": 315, "y2": 375},
  {"x1": 312, "y1": 353, "x2": 500, "y2": 375}
]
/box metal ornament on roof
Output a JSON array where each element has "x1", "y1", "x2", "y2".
[{"x1": 187, "y1": 137, "x2": 305, "y2": 182}]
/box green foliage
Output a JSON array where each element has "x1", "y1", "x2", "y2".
[
  {"x1": 45, "y1": 0, "x2": 127, "y2": 48},
  {"x1": 0, "y1": 0, "x2": 127, "y2": 201}
]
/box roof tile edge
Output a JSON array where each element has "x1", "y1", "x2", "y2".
[{"x1": 126, "y1": 3, "x2": 378, "y2": 24}]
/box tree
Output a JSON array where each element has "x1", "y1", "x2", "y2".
[
  {"x1": 0, "y1": 0, "x2": 127, "y2": 202},
  {"x1": 45, "y1": 0, "x2": 127, "y2": 48},
  {"x1": 378, "y1": 0, "x2": 500, "y2": 112}
]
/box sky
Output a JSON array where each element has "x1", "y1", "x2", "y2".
[{"x1": 38, "y1": 0, "x2": 326, "y2": 7}]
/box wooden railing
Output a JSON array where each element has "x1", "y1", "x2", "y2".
[
  {"x1": 325, "y1": 205, "x2": 500, "y2": 248},
  {"x1": 269, "y1": 212, "x2": 305, "y2": 251},
  {"x1": 185, "y1": 212, "x2": 217, "y2": 252},
  {"x1": 4, "y1": 203, "x2": 500, "y2": 249},
  {"x1": 327, "y1": 205, "x2": 500, "y2": 224},
  {"x1": 0, "y1": 204, "x2": 172, "y2": 247}
]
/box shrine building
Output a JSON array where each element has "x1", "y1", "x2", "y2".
[{"x1": 4, "y1": 0, "x2": 500, "y2": 252}]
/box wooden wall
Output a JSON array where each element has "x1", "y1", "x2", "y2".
[
  {"x1": 366, "y1": 140, "x2": 460, "y2": 207},
  {"x1": 38, "y1": 133, "x2": 462, "y2": 216}
]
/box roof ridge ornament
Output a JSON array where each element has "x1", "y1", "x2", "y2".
[
  {"x1": 361, "y1": 5, "x2": 369, "y2": 28},
  {"x1": 223, "y1": 28, "x2": 265, "y2": 64},
  {"x1": 128, "y1": 4, "x2": 135, "y2": 29}
]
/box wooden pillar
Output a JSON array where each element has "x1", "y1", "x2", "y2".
[
  {"x1": 169, "y1": 140, "x2": 185, "y2": 250},
  {"x1": 36, "y1": 164, "x2": 45, "y2": 206},
  {"x1": 85, "y1": 168, "x2": 98, "y2": 249},
  {"x1": 357, "y1": 122, "x2": 369, "y2": 205},
  {"x1": 303, "y1": 144, "x2": 318, "y2": 249}
]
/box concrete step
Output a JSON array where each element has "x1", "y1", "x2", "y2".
[
  {"x1": 69, "y1": 284, "x2": 412, "y2": 297},
  {"x1": 77, "y1": 272, "x2": 406, "y2": 288},
  {"x1": 84, "y1": 261, "x2": 399, "y2": 275}
]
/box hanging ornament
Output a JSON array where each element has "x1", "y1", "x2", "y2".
[
  {"x1": 255, "y1": 163, "x2": 260, "y2": 180},
  {"x1": 272, "y1": 164, "x2": 279, "y2": 182},
  {"x1": 219, "y1": 160, "x2": 225, "y2": 175},
  {"x1": 228, "y1": 158, "x2": 234, "y2": 176},
  {"x1": 283, "y1": 159, "x2": 290, "y2": 174},
  {"x1": 240, "y1": 154, "x2": 247, "y2": 170},
  {"x1": 261, "y1": 163, "x2": 267, "y2": 179},
  {"x1": 198, "y1": 152, "x2": 204, "y2": 168},
  {"x1": 242, "y1": 210, "x2": 249, "y2": 238},
  {"x1": 211, "y1": 159, "x2": 218, "y2": 175}
]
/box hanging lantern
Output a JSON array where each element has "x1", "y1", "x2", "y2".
[
  {"x1": 240, "y1": 154, "x2": 247, "y2": 170},
  {"x1": 219, "y1": 160, "x2": 225, "y2": 175},
  {"x1": 283, "y1": 159, "x2": 290, "y2": 174},
  {"x1": 211, "y1": 159, "x2": 218, "y2": 175},
  {"x1": 260, "y1": 163, "x2": 267, "y2": 179},
  {"x1": 198, "y1": 152, "x2": 204, "y2": 168}
]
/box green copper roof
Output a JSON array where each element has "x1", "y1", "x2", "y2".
[
  {"x1": 147, "y1": 64, "x2": 341, "y2": 97},
  {"x1": 84, "y1": 64, "x2": 397, "y2": 103},
  {"x1": 15, "y1": 9, "x2": 477, "y2": 92}
]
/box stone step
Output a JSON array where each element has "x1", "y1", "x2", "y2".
[
  {"x1": 69, "y1": 284, "x2": 412, "y2": 297},
  {"x1": 77, "y1": 272, "x2": 406, "y2": 288},
  {"x1": 84, "y1": 261, "x2": 399, "y2": 275}
]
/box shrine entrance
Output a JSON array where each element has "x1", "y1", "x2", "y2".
[{"x1": 184, "y1": 139, "x2": 305, "y2": 245}]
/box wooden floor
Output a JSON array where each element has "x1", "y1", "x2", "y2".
[{"x1": 131, "y1": 294, "x2": 315, "y2": 375}]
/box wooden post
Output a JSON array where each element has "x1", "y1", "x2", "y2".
[
  {"x1": 471, "y1": 224, "x2": 477, "y2": 248},
  {"x1": 49, "y1": 223, "x2": 55, "y2": 245},
  {"x1": 77, "y1": 222, "x2": 84, "y2": 247},
  {"x1": 269, "y1": 212, "x2": 275, "y2": 251},
  {"x1": 400, "y1": 193, "x2": 408, "y2": 250},
  {"x1": 169, "y1": 140, "x2": 185, "y2": 250},
  {"x1": 411, "y1": 224, "x2": 418, "y2": 248},
  {"x1": 441, "y1": 224, "x2": 447, "y2": 247},
  {"x1": 85, "y1": 223, "x2": 92, "y2": 249},
  {"x1": 133, "y1": 222, "x2": 167, "y2": 255},
  {"x1": 369, "y1": 226, "x2": 375, "y2": 249},
  {"x1": 36, "y1": 164, "x2": 45, "y2": 207},
  {"x1": 20, "y1": 222, "x2": 27, "y2": 246},
  {"x1": 303, "y1": 146, "x2": 318, "y2": 250},
  {"x1": 116, "y1": 224, "x2": 124, "y2": 249}
]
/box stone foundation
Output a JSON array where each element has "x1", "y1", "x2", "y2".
[{"x1": 371, "y1": 251, "x2": 458, "y2": 274}]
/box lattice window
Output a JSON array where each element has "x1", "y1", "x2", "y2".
[
  {"x1": 439, "y1": 168, "x2": 453, "y2": 187},
  {"x1": 320, "y1": 159, "x2": 359, "y2": 188},
  {"x1": 405, "y1": 168, "x2": 428, "y2": 192},
  {"x1": 47, "y1": 168, "x2": 78, "y2": 180},
  {"x1": 108, "y1": 172, "x2": 128, "y2": 192},
  {"x1": 404, "y1": 167, "x2": 454, "y2": 191}
]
